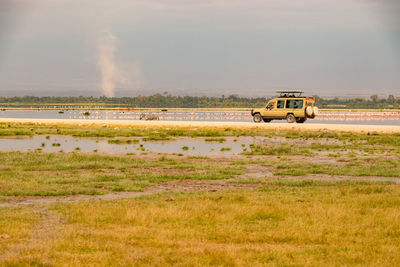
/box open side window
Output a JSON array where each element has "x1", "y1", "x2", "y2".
[
  {"x1": 277, "y1": 100, "x2": 285, "y2": 109},
  {"x1": 286, "y1": 100, "x2": 294, "y2": 108},
  {"x1": 266, "y1": 102, "x2": 275, "y2": 109},
  {"x1": 286, "y1": 100, "x2": 303, "y2": 109},
  {"x1": 296, "y1": 100, "x2": 303, "y2": 108}
]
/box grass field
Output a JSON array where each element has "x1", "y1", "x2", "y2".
[
  {"x1": 0, "y1": 122, "x2": 399, "y2": 266},
  {"x1": 1, "y1": 185, "x2": 400, "y2": 266}
]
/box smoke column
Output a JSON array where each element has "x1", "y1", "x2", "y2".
[{"x1": 97, "y1": 29, "x2": 116, "y2": 97}]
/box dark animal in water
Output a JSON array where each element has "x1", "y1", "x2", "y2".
[{"x1": 140, "y1": 113, "x2": 159, "y2": 120}]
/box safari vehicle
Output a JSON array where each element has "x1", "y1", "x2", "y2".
[{"x1": 251, "y1": 90, "x2": 319, "y2": 123}]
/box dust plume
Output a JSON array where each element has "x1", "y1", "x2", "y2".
[
  {"x1": 97, "y1": 28, "x2": 142, "y2": 97},
  {"x1": 97, "y1": 28, "x2": 117, "y2": 97}
]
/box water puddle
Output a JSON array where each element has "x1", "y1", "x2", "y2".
[
  {"x1": 0, "y1": 136, "x2": 258, "y2": 156},
  {"x1": 0, "y1": 135, "x2": 346, "y2": 156}
]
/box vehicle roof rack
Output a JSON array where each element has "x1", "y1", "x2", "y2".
[
  {"x1": 276, "y1": 90, "x2": 304, "y2": 98},
  {"x1": 276, "y1": 90, "x2": 304, "y2": 94}
]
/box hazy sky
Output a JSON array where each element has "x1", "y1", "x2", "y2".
[{"x1": 0, "y1": 0, "x2": 399, "y2": 97}]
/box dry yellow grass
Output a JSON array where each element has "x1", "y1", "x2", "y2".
[
  {"x1": 0, "y1": 207, "x2": 39, "y2": 256},
  {"x1": 2, "y1": 185, "x2": 400, "y2": 266}
]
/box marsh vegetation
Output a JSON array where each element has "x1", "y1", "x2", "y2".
[{"x1": 0, "y1": 122, "x2": 399, "y2": 266}]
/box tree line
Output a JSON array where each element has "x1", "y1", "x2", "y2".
[{"x1": 0, "y1": 94, "x2": 399, "y2": 109}]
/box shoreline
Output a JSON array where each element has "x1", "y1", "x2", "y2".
[
  {"x1": 0, "y1": 118, "x2": 399, "y2": 134},
  {"x1": 0, "y1": 107, "x2": 399, "y2": 113}
]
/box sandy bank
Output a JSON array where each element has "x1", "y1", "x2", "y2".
[{"x1": 0, "y1": 118, "x2": 399, "y2": 134}]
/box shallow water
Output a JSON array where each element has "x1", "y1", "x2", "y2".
[
  {"x1": 0, "y1": 136, "x2": 257, "y2": 156},
  {"x1": 0, "y1": 110, "x2": 399, "y2": 125}
]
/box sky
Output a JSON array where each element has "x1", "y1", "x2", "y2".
[{"x1": 0, "y1": 0, "x2": 399, "y2": 98}]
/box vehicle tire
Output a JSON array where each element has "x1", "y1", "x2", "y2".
[
  {"x1": 263, "y1": 118, "x2": 271, "y2": 123},
  {"x1": 296, "y1": 118, "x2": 306, "y2": 123},
  {"x1": 253, "y1": 113, "x2": 262, "y2": 123},
  {"x1": 305, "y1": 106, "x2": 313, "y2": 117},
  {"x1": 286, "y1": 114, "x2": 296, "y2": 123}
]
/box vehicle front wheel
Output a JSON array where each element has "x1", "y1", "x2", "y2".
[
  {"x1": 286, "y1": 114, "x2": 296, "y2": 123},
  {"x1": 253, "y1": 113, "x2": 262, "y2": 123}
]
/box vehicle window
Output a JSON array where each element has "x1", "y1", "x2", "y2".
[
  {"x1": 286, "y1": 100, "x2": 294, "y2": 108},
  {"x1": 266, "y1": 102, "x2": 275, "y2": 109},
  {"x1": 277, "y1": 100, "x2": 285, "y2": 109},
  {"x1": 286, "y1": 100, "x2": 303, "y2": 108},
  {"x1": 296, "y1": 100, "x2": 303, "y2": 108}
]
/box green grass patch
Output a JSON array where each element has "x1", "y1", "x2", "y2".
[
  {"x1": 0, "y1": 152, "x2": 243, "y2": 196},
  {"x1": 243, "y1": 144, "x2": 313, "y2": 156},
  {"x1": 273, "y1": 158, "x2": 400, "y2": 177},
  {"x1": 204, "y1": 138, "x2": 226, "y2": 143},
  {"x1": 107, "y1": 138, "x2": 140, "y2": 144}
]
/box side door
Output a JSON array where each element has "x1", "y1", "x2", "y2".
[
  {"x1": 293, "y1": 99, "x2": 304, "y2": 117},
  {"x1": 262, "y1": 101, "x2": 276, "y2": 117},
  {"x1": 286, "y1": 99, "x2": 304, "y2": 117},
  {"x1": 265, "y1": 100, "x2": 285, "y2": 118}
]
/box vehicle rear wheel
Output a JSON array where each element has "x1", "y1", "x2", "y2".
[
  {"x1": 305, "y1": 106, "x2": 313, "y2": 117},
  {"x1": 286, "y1": 114, "x2": 296, "y2": 123},
  {"x1": 253, "y1": 113, "x2": 262, "y2": 123},
  {"x1": 263, "y1": 118, "x2": 271, "y2": 123}
]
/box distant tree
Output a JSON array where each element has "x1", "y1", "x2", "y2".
[
  {"x1": 0, "y1": 94, "x2": 398, "y2": 109},
  {"x1": 370, "y1": 94, "x2": 379, "y2": 103},
  {"x1": 387, "y1": 95, "x2": 395, "y2": 103},
  {"x1": 228, "y1": 94, "x2": 239, "y2": 100}
]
